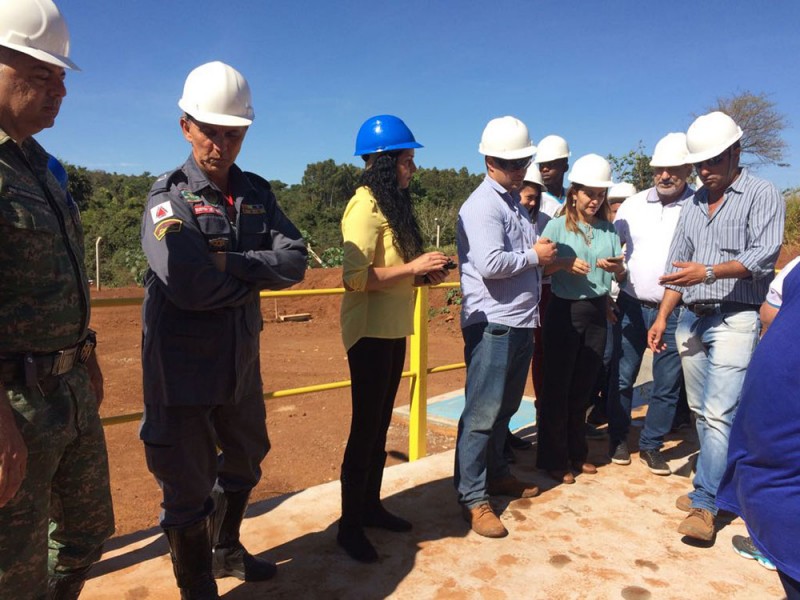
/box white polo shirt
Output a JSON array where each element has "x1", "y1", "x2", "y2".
[{"x1": 614, "y1": 185, "x2": 693, "y2": 304}]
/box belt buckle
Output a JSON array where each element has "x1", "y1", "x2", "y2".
[{"x1": 51, "y1": 347, "x2": 78, "y2": 376}]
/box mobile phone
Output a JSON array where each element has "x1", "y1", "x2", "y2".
[
  {"x1": 444, "y1": 259, "x2": 457, "y2": 270},
  {"x1": 606, "y1": 256, "x2": 624, "y2": 263}
]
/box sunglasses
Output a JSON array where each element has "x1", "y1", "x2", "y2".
[
  {"x1": 693, "y1": 148, "x2": 730, "y2": 170},
  {"x1": 493, "y1": 156, "x2": 532, "y2": 171}
]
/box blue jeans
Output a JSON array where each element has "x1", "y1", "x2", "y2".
[
  {"x1": 608, "y1": 292, "x2": 683, "y2": 451},
  {"x1": 675, "y1": 307, "x2": 759, "y2": 514},
  {"x1": 455, "y1": 322, "x2": 534, "y2": 507}
]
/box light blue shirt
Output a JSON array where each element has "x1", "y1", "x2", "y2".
[
  {"x1": 541, "y1": 215, "x2": 621, "y2": 300},
  {"x1": 457, "y1": 176, "x2": 541, "y2": 328},
  {"x1": 664, "y1": 168, "x2": 784, "y2": 304}
]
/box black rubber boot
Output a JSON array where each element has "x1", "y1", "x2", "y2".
[
  {"x1": 337, "y1": 470, "x2": 378, "y2": 563},
  {"x1": 210, "y1": 489, "x2": 276, "y2": 582},
  {"x1": 48, "y1": 566, "x2": 91, "y2": 600},
  {"x1": 362, "y1": 454, "x2": 412, "y2": 532},
  {"x1": 164, "y1": 519, "x2": 219, "y2": 600}
]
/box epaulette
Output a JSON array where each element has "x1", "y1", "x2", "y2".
[{"x1": 244, "y1": 171, "x2": 272, "y2": 192}]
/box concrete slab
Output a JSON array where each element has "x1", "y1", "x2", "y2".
[{"x1": 83, "y1": 429, "x2": 782, "y2": 599}]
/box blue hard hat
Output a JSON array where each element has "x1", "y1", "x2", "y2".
[{"x1": 354, "y1": 114, "x2": 422, "y2": 156}]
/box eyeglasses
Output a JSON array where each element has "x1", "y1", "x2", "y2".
[
  {"x1": 493, "y1": 156, "x2": 532, "y2": 171},
  {"x1": 693, "y1": 148, "x2": 730, "y2": 170}
]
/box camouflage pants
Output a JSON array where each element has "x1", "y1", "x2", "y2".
[{"x1": 0, "y1": 364, "x2": 114, "y2": 600}]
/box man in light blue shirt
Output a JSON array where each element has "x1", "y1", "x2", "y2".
[
  {"x1": 648, "y1": 112, "x2": 784, "y2": 542},
  {"x1": 455, "y1": 116, "x2": 556, "y2": 538}
]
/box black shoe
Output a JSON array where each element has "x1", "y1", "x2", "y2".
[
  {"x1": 213, "y1": 543, "x2": 277, "y2": 582},
  {"x1": 609, "y1": 441, "x2": 631, "y2": 465},
  {"x1": 363, "y1": 504, "x2": 412, "y2": 532},
  {"x1": 506, "y1": 430, "x2": 532, "y2": 450},
  {"x1": 639, "y1": 449, "x2": 671, "y2": 475},
  {"x1": 586, "y1": 404, "x2": 607, "y2": 426},
  {"x1": 337, "y1": 523, "x2": 378, "y2": 563},
  {"x1": 585, "y1": 423, "x2": 606, "y2": 440}
]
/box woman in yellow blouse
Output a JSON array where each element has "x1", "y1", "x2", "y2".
[{"x1": 338, "y1": 115, "x2": 450, "y2": 563}]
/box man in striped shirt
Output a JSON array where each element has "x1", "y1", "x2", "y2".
[{"x1": 647, "y1": 111, "x2": 785, "y2": 542}]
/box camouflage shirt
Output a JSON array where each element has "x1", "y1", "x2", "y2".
[{"x1": 0, "y1": 128, "x2": 90, "y2": 353}]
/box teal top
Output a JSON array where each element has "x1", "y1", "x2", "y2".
[{"x1": 541, "y1": 215, "x2": 621, "y2": 300}]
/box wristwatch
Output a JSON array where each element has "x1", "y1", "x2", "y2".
[{"x1": 703, "y1": 265, "x2": 717, "y2": 285}]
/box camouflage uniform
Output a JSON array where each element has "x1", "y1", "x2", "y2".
[{"x1": 0, "y1": 128, "x2": 114, "y2": 599}]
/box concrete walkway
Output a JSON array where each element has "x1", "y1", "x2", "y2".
[{"x1": 82, "y1": 428, "x2": 783, "y2": 600}]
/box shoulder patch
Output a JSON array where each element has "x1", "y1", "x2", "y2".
[
  {"x1": 193, "y1": 205, "x2": 223, "y2": 216},
  {"x1": 151, "y1": 201, "x2": 174, "y2": 224},
  {"x1": 153, "y1": 218, "x2": 183, "y2": 240},
  {"x1": 241, "y1": 204, "x2": 266, "y2": 215}
]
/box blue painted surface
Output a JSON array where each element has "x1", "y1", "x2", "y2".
[{"x1": 424, "y1": 392, "x2": 536, "y2": 432}]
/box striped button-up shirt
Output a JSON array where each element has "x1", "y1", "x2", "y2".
[
  {"x1": 457, "y1": 175, "x2": 541, "y2": 328},
  {"x1": 664, "y1": 168, "x2": 784, "y2": 305}
]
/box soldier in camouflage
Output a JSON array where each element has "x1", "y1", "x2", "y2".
[{"x1": 0, "y1": 1, "x2": 114, "y2": 598}]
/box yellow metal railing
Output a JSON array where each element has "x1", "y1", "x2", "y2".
[{"x1": 96, "y1": 282, "x2": 465, "y2": 460}]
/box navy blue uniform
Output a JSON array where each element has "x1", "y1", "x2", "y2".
[{"x1": 140, "y1": 155, "x2": 306, "y2": 527}]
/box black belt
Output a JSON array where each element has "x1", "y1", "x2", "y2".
[
  {"x1": 0, "y1": 334, "x2": 96, "y2": 387},
  {"x1": 636, "y1": 298, "x2": 660, "y2": 310},
  {"x1": 686, "y1": 302, "x2": 759, "y2": 317}
]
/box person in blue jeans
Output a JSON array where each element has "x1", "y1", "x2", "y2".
[
  {"x1": 607, "y1": 133, "x2": 693, "y2": 474},
  {"x1": 455, "y1": 117, "x2": 557, "y2": 538},
  {"x1": 648, "y1": 112, "x2": 784, "y2": 542}
]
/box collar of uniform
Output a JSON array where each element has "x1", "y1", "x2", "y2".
[
  {"x1": 645, "y1": 183, "x2": 694, "y2": 205},
  {"x1": 181, "y1": 154, "x2": 249, "y2": 198},
  {"x1": 0, "y1": 125, "x2": 9, "y2": 145}
]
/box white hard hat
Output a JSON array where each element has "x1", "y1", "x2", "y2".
[
  {"x1": 650, "y1": 133, "x2": 689, "y2": 167},
  {"x1": 479, "y1": 116, "x2": 536, "y2": 159},
  {"x1": 535, "y1": 134, "x2": 570, "y2": 163},
  {"x1": 567, "y1": 154, "x2": 614, "y2": 188},
  {"x1": 0, "y1": 0, "x2": 78, "y2": 70},
  {"x1": 523, "y1": 165, "x2": 547, "y2": 190},
  {"x1": 684, "y1": 111, "x2": 743, "y2": 164},
  {"x1": 608, "y1": 182, "x2": 637, "y2": 201},
  {"x1": 178, "y1": 61, "x2": 254, "y2": 127}
]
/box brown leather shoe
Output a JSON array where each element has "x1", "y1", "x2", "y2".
[
  {"x1": 676, "y1": 494, "x2": 692, "y2": 512},
  {"x1": 548, "y1": 470, "x2": 575, "y2": 484},
  {"x1": 461, "y1": 503, "x2": 508, "y2": 538},
  {"x1": 572, "y1": 462, "x2": 597, "y2": 475},
  {"x1": 678, "y1": 508, "x2": 715, "y2": 541},
  {"x1": 487, "y1": 475, "x2": 539, "y2": 498}
]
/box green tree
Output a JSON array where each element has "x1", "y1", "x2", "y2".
[{"x1": 606, "y1": 143, "x2": 651, "y2": 192}]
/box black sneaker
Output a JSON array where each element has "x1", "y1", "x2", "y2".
[
  {"x1": 609, "y1": 441, "x2": 631, "y2": 465},
  {"x1": 639, "y1": 449, "x2": 671, "y2": 475}
]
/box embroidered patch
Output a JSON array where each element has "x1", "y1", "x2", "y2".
[
  {"x1": 150, "y1": 201, "x2": 174, "y2": 223},
  {"x1": 241, "y1": 204, "x2": 266, "y2": 215},
  {"x1": 193, "y1": 205, "x2": 223, "y2": 216},
  {"x1": 153, "y1": 218, "x2": 182, "y2": 240},
  {"x1": 180, "y1": 190, "x2": 202, "y2": 203},
  {"x1": 208, "y1": 237, "x2": 229, "y2": 250}
]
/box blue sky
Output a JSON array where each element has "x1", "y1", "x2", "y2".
[{"x1": 39, "y1": 1, "x2": 800, "y2": 191}]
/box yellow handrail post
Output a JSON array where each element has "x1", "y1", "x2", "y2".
[{"x1": 407, "y1": 286, "x2": 428, "y2": 461}]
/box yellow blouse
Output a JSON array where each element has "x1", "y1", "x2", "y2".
[{"x1": 340, "y1": 186, "x2": 415, "y2": 350}]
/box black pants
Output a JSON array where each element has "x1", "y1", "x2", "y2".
[
  {"x1": 342, "y1": 337, "x2": 406, "y2": 477},
  {"x1": 537, "y1": 295, "x2": 607, "y2": 471}
]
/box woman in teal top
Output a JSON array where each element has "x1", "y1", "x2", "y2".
[{"x1": 535, "y1": 154, "x2": 626, "y2": 484}]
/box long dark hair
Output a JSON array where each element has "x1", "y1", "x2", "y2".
[{"x1": 360, "y1": 151, "x2": 424, "y2": 262}]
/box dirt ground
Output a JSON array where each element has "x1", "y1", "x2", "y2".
[
  {"x1": 92, "y1": 267, "x2": 469, "y2": 538},
  {"x1": 92, "y1": 247, "x2": 799, "y2": 539}
]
